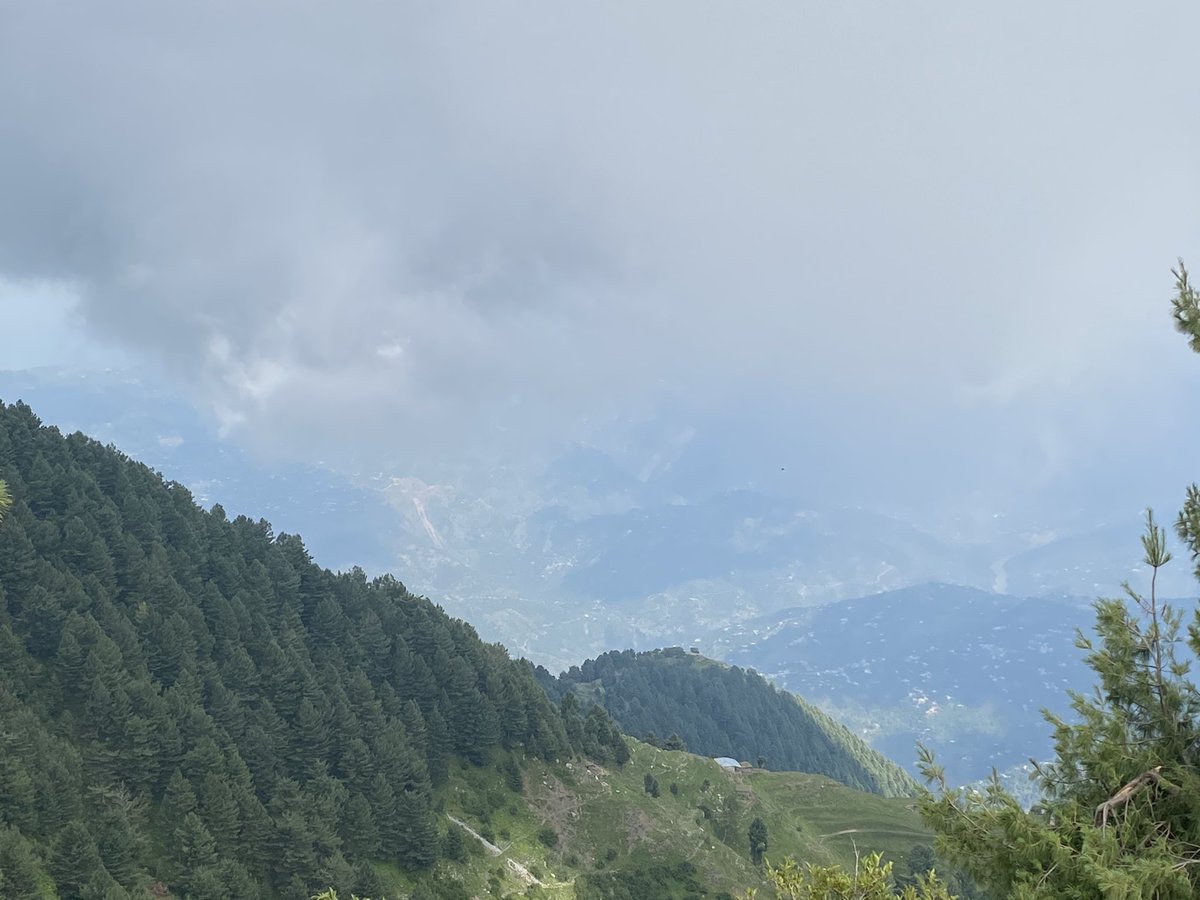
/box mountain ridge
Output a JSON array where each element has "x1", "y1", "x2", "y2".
[{"x1": 541, "y1": 647, "x2": 917, "y2": 798}]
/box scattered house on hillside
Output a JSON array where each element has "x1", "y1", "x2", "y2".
[{"x1": 714, "y1": 757, "x2": 766, "y2": 774}]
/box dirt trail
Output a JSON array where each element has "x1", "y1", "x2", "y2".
[
  {"x1": 504, "y1": 858, "x2": 544, "y2": 887},
  {"x1": 446, "y1": 815, "x2": 545, "y2": 887},
  {"x1": 446, "y1": 815, "x2": 501, "y2": 856}
]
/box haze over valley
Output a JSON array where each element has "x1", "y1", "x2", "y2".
[
  {"x1": 4, "y1": 367, "x2": 1193, "y2": 784},
  {"x1": 4, "y1": 4, "x2": 1200, "y2": 897}
]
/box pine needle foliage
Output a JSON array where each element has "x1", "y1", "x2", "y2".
[
  {"x1": 745, "y1": 852, "x2": 954, "y2": 900},
  {"x1": 918, "y1": 264, "x2": 1200, "y2": 899}
]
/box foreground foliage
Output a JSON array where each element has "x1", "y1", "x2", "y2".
[
  {"x1": 747, "y1": 852, "x2": 953, "y2": 900},
  {"x1": 918, "y1": 264, "x2": 1200, "y2": 898}
]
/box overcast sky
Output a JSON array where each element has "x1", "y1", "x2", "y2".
[{"x1": 2, "y1": 2, "x2": 1198, "y2": 521}]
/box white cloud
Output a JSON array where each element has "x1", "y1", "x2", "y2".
[{"x1": 0, "y1": 2, "x2": 1197, "y2": 514}]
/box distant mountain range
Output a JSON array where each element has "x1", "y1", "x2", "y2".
[
  {"x1": 723, "y1": 584, "x2": 1097, "y2": 783},
  {"x1": 2, "y1": 366, "x2": 1189, "y2": 788}
]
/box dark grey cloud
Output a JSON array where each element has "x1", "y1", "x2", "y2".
[{"x1": 2, "y1": 2, "x2": 1198, "y2": 515}]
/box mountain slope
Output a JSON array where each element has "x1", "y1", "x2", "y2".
[
  {"x1": 542, "y1": 647, "x2": 917, "y2": 797},
  {"x1": 0, "y1": 400, "x2": 933, "y2": 899},
  {"x1": 427, "y1": 741, "x2": 931, "y2": 899},
  {"x1": 0, "y1": 400, "x2": 588, "y2": 898}
]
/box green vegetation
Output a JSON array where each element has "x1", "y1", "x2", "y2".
[
  {"x1": 541, "y1": 647, "x2": 916, "y2": 796},
  {"x1": 0, "y1": 399, "x2": 942, "y2": 899},
  {"x1": 916, "y1": 264, "x2": 1200, "y2": 897},
  {"x1": 747, "y1": 818, "x2": 767, "y2": 866},
  {"x1": 361, "y1": 739, "x2": 932, "y2": 898},
  {"x1": 545, "y1": 741, "x2": 927, "y2": 896},
  {"x1": 754, "y1": 852, "x2": 954, "y2": 900},
  {"x1": 0, "y1": 401, "x2": 625, "y2": 898}
]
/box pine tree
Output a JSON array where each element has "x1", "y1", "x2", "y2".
[
  {"x1": 502, "y1": 755, "x2": 524, "y2": 794},
  {"x1": 643, "y1": 774, "x2": 660, "y2": 798},
  {"x1": 353, "y1": 859, "x2": 387, "y2": 898},
  {"x1": 748, "y1": 817, "x2": 768, "y2": 866},
  {"x1": 175, "y1": 812, "x2": 218, "y2": 892},
  {"x1": 442, "y1": 823, "x2": 468, "y2": 862},
  {"x1": 198, "y1": 772, "x2": 241, "y2": 855},
  {"x1": 920, "y1": 264, "x2": 1200, "y2": 898},
  {"x1": 92, "y1": 800, "x2": 142, "y2": 891},
  {"x1": 50, "y1": 820, "x2": 108, "y2": 900},
  {"x1": 160, "y1": 769, "x2": 197, "y2": 832},
  {"x1": 0, "y1": 827, "x2": 46, "y2": 900},
  {"x1": 394, "y1": 783, "x2": 439, "y2": 869},
  {"x1": 0, "y1": 757, "x2": 36, "y2": 833},
  {"x1": 339, "y1": 793, "x2": 380, "y2": 859},
  {"x1": 663, "y1": 732, "x2": 687, "y2": 751}
]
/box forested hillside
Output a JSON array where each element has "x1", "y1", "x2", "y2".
[
  {"x1": 542, "y1": 648, "x2": 916, "y2": 797},
  {"x1": 0, "y1": 401, "x2": 627, "y2": 899}
]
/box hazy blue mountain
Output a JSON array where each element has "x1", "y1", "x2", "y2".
[
  {"x1": 2, "y1": 367, "x2": 1174, "y2": 785},
  {"x1": 722, "y1": 583, "x2": 1096, "y2": 784},
  {"x1": 999, "y1": 520, "x2": 1196, "y2": 598}
]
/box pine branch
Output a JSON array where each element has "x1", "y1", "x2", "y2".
[{"x1": 1093, "y1": 766, "x2": 1178, "y2": 828}]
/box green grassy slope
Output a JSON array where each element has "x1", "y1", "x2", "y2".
[{"x1": 377, "y1": 741, "x2": 930, "y2": 899}]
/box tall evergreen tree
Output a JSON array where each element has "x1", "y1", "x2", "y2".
[
  {"x1": 920, "y1": 263, "x2": 1200, "y2": 898},
  {"x1": 749, "y1": 817, "x2": 768, "y2": 866},
  {"x1": 49, "y1": 821, "x2": 109, "y2": 900},
  {"x1": 0, "y1": 827, "x2": 47, "y2": 900}
]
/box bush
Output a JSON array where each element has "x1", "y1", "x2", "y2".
[{"x1": 536, "y1": 826, "x2": 559, "y2": 848}]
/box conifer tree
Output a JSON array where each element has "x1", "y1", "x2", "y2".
[
  {"x1": 50, "y1": 820, "x2": 109, "y2": 899},
  {"x1": 748, "y1": 817, "x2": 768, "y2": 866},
  {"x1": 339, "y1": 794, "x2": 380, "y2": 859},
  {"x1": 0, "y1": 827, "x2": 47, "y2": 900},
  {"x1": 919, "y1": 263, "x2": 1200, "y2": 898}
]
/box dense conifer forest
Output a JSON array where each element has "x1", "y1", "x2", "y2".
[
  {"x1": 0, "y1": 401, "x2": 628, "y2": 899},
  {"x1": 541, "y1": 648, "x2": 916, "y2": 797}
]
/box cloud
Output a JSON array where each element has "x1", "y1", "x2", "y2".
[{"x1": 1, "y1": 2, "x2": 1198, "y2": 513}]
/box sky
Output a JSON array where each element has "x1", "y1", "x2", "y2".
[{"x1": 2, "y1": 2, "x2": 1199, "y2": 525}]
